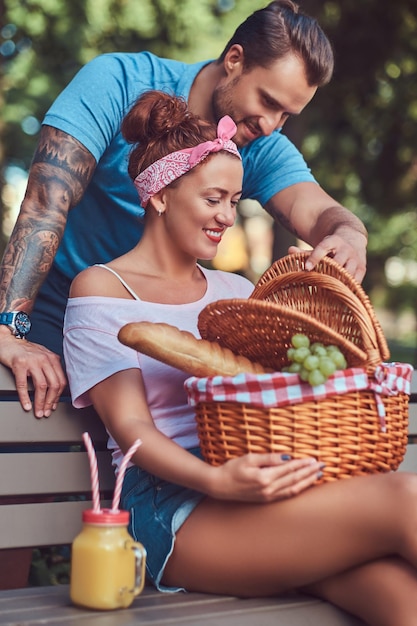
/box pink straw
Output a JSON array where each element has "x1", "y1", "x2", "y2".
[
  {"x1": 82, "y1": 432, "x2": 101, "y2": 513},
  {"x1": 111, "y1": 438, "x2": 142, "y2": 513}
]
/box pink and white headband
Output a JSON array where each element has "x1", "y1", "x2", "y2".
[{"x1": 134, "y1": 115, "x2": 241, "y2": 207}]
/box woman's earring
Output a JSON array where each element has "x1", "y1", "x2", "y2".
[{"x1": 158, "y1": 210, "x2": 162, "y2": 217}]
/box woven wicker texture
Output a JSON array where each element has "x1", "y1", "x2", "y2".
[
  {"x1": 198, "y1": 298, "x2": 367, "y2": 371},
  {"x1": 253, "y1": 252, "x2": 390, "y2": 365},
  {"x1": 194, "y1": 253, "x2": 408, "y2": 481},
  {"x1": 251, "y1": 272, "x2": 382, "y2": 372},
  {"x1": 195, "y1": 390, "x2": 409, "y2": 481}
]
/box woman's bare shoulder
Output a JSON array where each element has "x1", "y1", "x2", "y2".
[{"x1": 69, "y1": 265, "x2": 115, "y2": 297}]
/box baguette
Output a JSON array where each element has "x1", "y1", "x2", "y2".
[{"x1": 118, "y1": 321, "x2": 269, "y2": 377}]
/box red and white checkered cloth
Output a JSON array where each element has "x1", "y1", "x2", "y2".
[{"x1": 185, "y1": 362, "x2": 414, "y2": 432}]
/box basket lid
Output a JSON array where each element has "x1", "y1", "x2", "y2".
[
  {"x1": 198, "y1": 298, "x2": 368, "y2": 372},
  {"x1": 254, "y1": 252, "x2": 390, "y2": 363}
]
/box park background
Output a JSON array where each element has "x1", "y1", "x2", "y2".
[{"x1": 1, "y1": 0, "x2": 417, "y2": 367}]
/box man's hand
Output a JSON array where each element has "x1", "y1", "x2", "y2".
[
  {"x1": 288, "y1": 229, "x2": 367, "y2": 283},
  {"x1": 267, "y1": 182, "x2": 368, "y2": 283},
  {"x1": 0, "y1": 329, "x2": 67, "y2": 418}
]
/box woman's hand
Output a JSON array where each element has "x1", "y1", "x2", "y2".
[{"x1": 206, "y1": 453, "x2": 323, "y2": 503}]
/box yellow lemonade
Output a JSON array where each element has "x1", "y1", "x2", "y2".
[{"x1": 70, "y1": 509, "x2": 146, "y2": 610}]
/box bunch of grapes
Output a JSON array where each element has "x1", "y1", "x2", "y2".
[{"x1": 283, "y1": 333, "x2": 347, "y2": 386}]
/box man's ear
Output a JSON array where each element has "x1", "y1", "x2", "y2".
[{"x1": 223, "y1": 44, "x2": 245, "y2": 76}]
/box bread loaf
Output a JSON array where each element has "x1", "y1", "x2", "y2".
[{"x1": 118, "y1": 321, "x2": 269, "y2": 377}]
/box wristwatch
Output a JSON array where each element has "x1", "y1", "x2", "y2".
[{"x1": 0, "y1": 311, "x2": 32, "y2": 339}]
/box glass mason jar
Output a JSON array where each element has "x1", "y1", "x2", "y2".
[{"x1": 70, "y1": 509, "x2": 146, "y2": 610}]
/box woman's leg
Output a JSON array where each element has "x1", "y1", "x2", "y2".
[
  {"x1": 163, "y1": 471, "x2": 417, "y2": 599},
  {"x1": 304, "y1": 557, "x2": 417, "y2": 626}
]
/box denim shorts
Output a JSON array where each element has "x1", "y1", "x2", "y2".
[{"x1": 120, "y1": 447, "x2": 205, "y2": 593}]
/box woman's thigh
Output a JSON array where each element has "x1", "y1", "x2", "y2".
[{"x1": 163, "y1": 471, "x2": 417, "y2": 596}]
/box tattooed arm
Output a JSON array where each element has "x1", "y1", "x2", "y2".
[
  {"x1": 265, "y1": 181, "x2": 368, "y2": 282},
  {"x1": 0, "y1": 125, "x2": 96, "y2": 417}
]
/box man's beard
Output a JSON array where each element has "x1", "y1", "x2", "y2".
[
  {"x1": 212, "y1": 77, "x2": 243, "y2": 146},
  {"x1": 212, "y1": 77, "x2": 262, "y2": 148}
]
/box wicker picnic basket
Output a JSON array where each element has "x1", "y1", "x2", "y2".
[{"x1": 189, "y1": 253, "x2": 412, "y2": 482}]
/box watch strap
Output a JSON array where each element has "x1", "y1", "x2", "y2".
[{"x1": 0, "y1": 312, "x2": 14, "y2": 325}]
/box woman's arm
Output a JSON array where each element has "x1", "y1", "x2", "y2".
[{"x1": 90, "y1": 368, "x2": 323, "y2": 503}]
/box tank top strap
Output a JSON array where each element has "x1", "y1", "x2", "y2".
[{"x1": 94, "y1": 264, "x2": 141, "y2": 301}]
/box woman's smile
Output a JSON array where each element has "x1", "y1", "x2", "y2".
[{"x1": 203, "y1": 228, "x2": 225, "y2": 243}]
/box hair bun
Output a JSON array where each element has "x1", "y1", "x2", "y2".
[{"x1": 146, "y1": 92, "x2": 189, "y2": 139}]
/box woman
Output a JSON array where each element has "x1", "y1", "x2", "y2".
[{"x1": 64, "y1": 91, "x2": 417, "y2": 626}]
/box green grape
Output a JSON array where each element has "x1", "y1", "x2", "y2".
[
  {"x1": 328, "y1": 350, "x2": 347, "y2": 370},
  {"x1": 325, "y1": 345, "x2": 339, "y2": 353},
  {"x1": 303, "y1": 354, "x2": 319, "y2": 371},
  {"x1": 287, "y1": 347, "x2": 296, "y2": 361},
  {"x1": 310, "y1": 342, "x2": 323, "y2": 351},
  {"x1": 288, "y1": 361, "x2": 302, "y2": 373},
  {"x1": 293, "y1": 346, "x2": 311, "y2": 363},
  {"x1": 311, "y1": 343, "x2": 327, "y2": 357},
  {"x1": 299, "y1": 366, "x2": 310, "y2": 382},
  {"x1": 308, "y1": 369, "x2": 326, "y2": 386},
  {"x1": 291, "y1": 333, "x2": 310, "y2": 349},
  {"x1": 319, "y1": 356, "x2": 337, "y2": 377}
]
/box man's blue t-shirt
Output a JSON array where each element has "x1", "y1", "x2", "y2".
[{"x1": 43, "y1": 52, "x2": 316, "y2": 280}]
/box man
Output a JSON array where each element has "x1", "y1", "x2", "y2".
[{"x1": 0, "y1": 0, "x2": 367, "y2": 417}]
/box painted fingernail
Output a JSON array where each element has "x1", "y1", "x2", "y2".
[
  {"x1": 316, "y1": 471, "x2": 324, "y2": 479},
  {"x1": 281, "y1": 454, "x2": 292, "y2": 461}
]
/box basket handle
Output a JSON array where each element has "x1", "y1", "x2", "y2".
[
  {"x1": 255, "y1": 253, "x2": 390, "y2": 362},
  {"x1": 251, "y1": 271, "x2": 382, "y2": 371}
]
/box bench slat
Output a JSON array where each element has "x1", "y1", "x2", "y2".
[
  {"x1": 412, "y1": 370, "x2": 417, "y2": 394},
  {"x1": 0, "y1": 364, "x2": 33, "y2": 392},
  {"x1": 0, "y1": 500, "x2": 110, "y2": 549},
  {"x1": 0, "y1": 585, "x2": 366, "y2": 625},
  {"x1": 398, "y1": 444, "x2": 417, "y2": 473},
  {"x1": 0, "y1": 451, "x2": 114, "y2": 496},
  {"x1": 0, "y1": 401, "x2": 107, "y2": 444},
  {"x1": 408, "y1": 402, "x2": 417, "y2": 435}
]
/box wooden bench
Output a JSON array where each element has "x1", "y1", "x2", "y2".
[{"x1": 1, "y1": 363, "x2": 416, "y2": 625}]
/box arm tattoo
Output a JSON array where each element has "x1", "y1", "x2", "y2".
[
  {"x1": 31, "y1": 125, "x2": 96, "y2": 206},
  {"x1": 0, "y1": 126, "x2": 96, "y2": 311},
  {"x1": 0, "y1": 224, "x2": 59, "y2": 310}
]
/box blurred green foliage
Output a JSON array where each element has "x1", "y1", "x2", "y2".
[
  {"x1": 296, "y1": 0, "x2": 417, "y2": 310},
  {"x1": 1, "y1": 0, "x2": 417, "y2": 355}
]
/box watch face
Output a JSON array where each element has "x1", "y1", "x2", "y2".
[{"x1": 14, "y1": 311, "x2": 31, "y2": 336}]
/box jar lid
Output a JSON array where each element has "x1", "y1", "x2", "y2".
[{"x1": 82, "y1": 509, "x2": 130, "y2": 525}]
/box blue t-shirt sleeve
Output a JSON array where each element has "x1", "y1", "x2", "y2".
[
  {"x1": 241, "y1": 131, "x2": 317, "y2": 206},
  {"x1": 43, "y1": 54, "x2": 138, "y2": 162}
]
